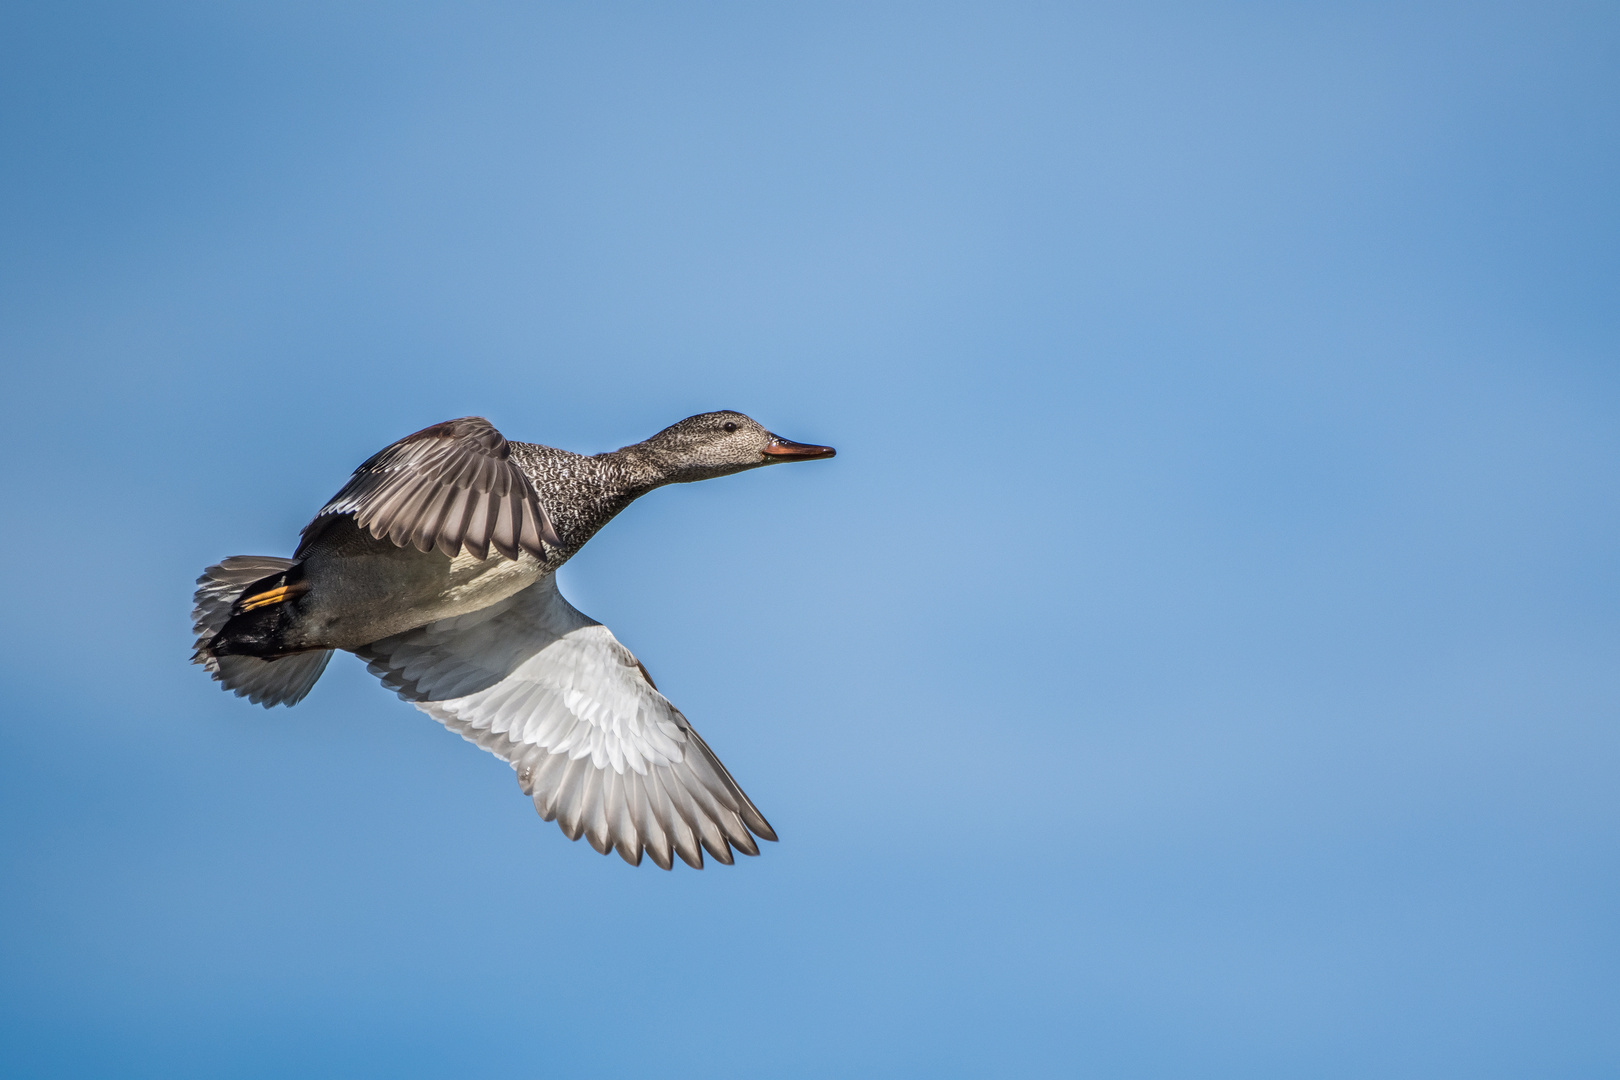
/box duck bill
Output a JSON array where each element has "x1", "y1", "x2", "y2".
[{"x1": 762, "y1": 435, "x2": 837, "y2": 462}]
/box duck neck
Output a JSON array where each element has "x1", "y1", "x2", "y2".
[
  {"x1": 605, "y1": 440, "x2": 719, "y2": 489},
  {"x1": 512, "y1": 437, "x2": 731, "y2": 572}
]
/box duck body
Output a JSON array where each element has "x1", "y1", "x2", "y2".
[
  {"x1": 211, "y1": 442, "x2": 637, "y2": 656},
  {"x1": 193, "y1": 410, "x2": 835, "y2": 869},
  {"x1": 214, "y1": 517, "x2": 548, "y2": 655}
]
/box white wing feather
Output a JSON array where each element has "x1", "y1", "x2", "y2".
[{"x1": 357, "y1": 575, "x2": 776, "y2": 868}]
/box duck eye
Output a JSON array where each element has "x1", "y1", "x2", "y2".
[{"x1": 722, "y1": 422, "x2": 738, "y2": 432}]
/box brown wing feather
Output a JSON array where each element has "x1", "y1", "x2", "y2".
[{"x1": 296, "y1": 417, "x2": 560, "y2": 560}]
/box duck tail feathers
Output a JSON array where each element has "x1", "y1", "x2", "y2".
[{"x1": 192, "y1": 556, "x2": 333, "y2": 707}]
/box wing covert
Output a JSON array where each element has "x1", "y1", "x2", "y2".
[{"x1": 297, "y1": 417, "x2": 559, "y2": 561}]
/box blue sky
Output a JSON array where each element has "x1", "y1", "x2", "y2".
[{"x1": 1, "y1": 3, "x2": 1617, "y2": 1077}]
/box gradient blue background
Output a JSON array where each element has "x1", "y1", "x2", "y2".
[{"x1": 2, "y1": 3, "x2": 1617, "y2": 1077}]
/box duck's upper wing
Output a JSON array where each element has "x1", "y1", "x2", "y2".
[
  {"x1": 297, "y1": 417, "x2": 559, "y2": 561},
  {"x1": 355, "y1": 574, "x2": 776, "y2": 869}
]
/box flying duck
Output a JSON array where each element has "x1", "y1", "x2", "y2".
[{"x1": 192, "y1": 411, "x2": 835, "y2": 869}]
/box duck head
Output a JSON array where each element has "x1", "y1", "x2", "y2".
[{"x1": 629, "y1": 411, "x2": 836, "y2": 484}]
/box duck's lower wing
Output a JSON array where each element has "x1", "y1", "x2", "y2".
[{"x1": 356, "y1": 575, "x2": 775, "y2": 869}]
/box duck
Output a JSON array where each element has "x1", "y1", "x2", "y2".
[{"x1": 192, "y1": 411, "x2": 835, "y2": 869}]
